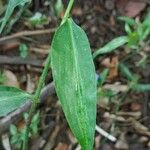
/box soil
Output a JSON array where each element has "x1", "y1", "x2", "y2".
[{"x1": 0, "y1": 0, "x2": 150, "y2": 150}]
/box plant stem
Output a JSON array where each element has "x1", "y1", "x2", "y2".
[
  {"x1": 22, "y1": 53, "x2": 51, "y2": 150},
  {"x1": 22, "y1": 0, "x2": 74, "y2": 149},
  {"x1": 61, "y1": 0, "x2": 74, "y2": 25}
]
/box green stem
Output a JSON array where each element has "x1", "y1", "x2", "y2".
[
  {"x1": 22, "y1": 53, "x2": 51, "y2": 150},
  {"x1": 22, "y1": 0, "x2": 74, "y2": 150},
  {"x1": 61, "y1": 0, "x2": 74, "y2": 25}
]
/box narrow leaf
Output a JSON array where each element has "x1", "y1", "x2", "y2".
[
  {"x1": 119, "y1": 63, "x2": 133, "y2": 80},
  {"x1": 131, "y1": 84, "x2": 150, "y2": 91},
  {"x1": 118, "y1": 16, "x2": 136, "y2": 26},
  {"x1": 99, "y1": 69, "x2": 109, "y2": 86},
  {"x1": 0, "y1": 86, "x2": 32, "y2": 117},
  {"x1": 0, "y1": 0, "x2": 30, "y2": 33},
  {"x1": 93, "y1": 36, "x2": 128, "y2": 59},
  {"x1": 51, "y1": 18, "x2": 97, "y2": 150}
]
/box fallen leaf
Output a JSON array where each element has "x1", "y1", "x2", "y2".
[
  {"x1": 130, "y1": 102, "x2": 142, "y2": 111},
  {"x1": 72, "y1": 6, "x2": 83, "y2": 16},
  {"x1": 101, "y1": 57, "x2": 111, "y2": 68},
  {"x1": 115, "y1": 133, "x2": 129, "y2": 150},
  {"x1": 116, "y1": 0, "x2": 146, "y2": 17},
  {"x1": 3, "y1": 70, "x2": 19, "y2": 88},
  {"x1": 101, "y1": 56, "x2": 119, "y2": 81},
  {"x1": 103, "y1": 82, "x2": 129, "y2": 93},
  {"x1": 55, "y1": 143, "x2": 68, "y2": 150},
  {"x1": 107, "y1": 56, "x2": 118, "y2": 80},
  {"x1": 125, "y1": 1, "x2": 146, "y2": 17}
]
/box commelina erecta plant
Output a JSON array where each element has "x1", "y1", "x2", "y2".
[{"x1": 0, "y1": 0, "x2": 97, "y2": 150}]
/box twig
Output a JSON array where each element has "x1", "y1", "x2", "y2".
[
  {"x1": 0, "y1": 55, "x2": 44, "y2": 67},
  {"x1": 95, "y1": 125, "x2": 117, "y2": 142},
  {"x1": 0, "y1": 82, "x2": 55, "y2": 135},
  {"x1": 0, "y1": 28, "x2": 55, "y2": 44}
]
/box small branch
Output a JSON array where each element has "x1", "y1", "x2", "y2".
[
  {"x1": 95, "y1": 125, "x2": 117, "y2": 142},
  {"x1": 22, "y1": 53, "x2": 51, "y2": 150},
  {"x1": 0, "y1": 28, "x2": 55, "y2": 44},
  {"x1": 0, "y1": 55, "x2": 44, "y2": 67}
]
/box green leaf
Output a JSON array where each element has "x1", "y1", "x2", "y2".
[
  {"x1": 0, "y1": 0, "x2": 30, "y2": 33},
  {"x1": 127, "y1": 32, "x2": 139, "y2": 47},
  {"x1": 28, "y1": 12, "x2": 48, "y2": 26},
  {"x1": 30, "y1": 112, "x2": 40, "y2": 135},
  {"x1": 0, "y1": 71, "x2": 6, "y2": 84},
  {"x1": 119, "y1": 63, "x2": 133, "y2": 80},
  {"x1": 54, "y1": 0, "x2": 64, "y2": 17},
  {"x1": 93, "y1": 36, "x2": 128, "y2": 59},
  {"x1": 125, "y1": 23, "x2": 132, "y2": 34},
  {"x1": 143, "y1": 10, "x2": 150, "y2": 27},
  {"x1": 118, "y1": 16, "x2": 136, "y2": 26},
  {"x1": 19, "y1": 43, "x2": 28, "y2": 58},
  {"x1": 98, "y1": 69, "x2": 109, "y2": 86},
  {"x1": 0, "y1": 86, "x2": 32, "y2": 116},
  {"x1": 51, "y1": 18, "x2": 97, "y2": 150},
  {"x1": 10, "y1": 124, "x2": 17, "y2": 136},
  {"x1": 131, "y1": 84, "x2": 150, "y2": 91}
]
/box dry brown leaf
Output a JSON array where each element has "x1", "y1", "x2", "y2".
[
  {"x1": 115, "y1": 133, "x2": 129, "y2": 150},
  {"x1": 55, "y1": 143, "x2": 68, "y2": 150},
  {"x1": 101, "y1": 56, "x2": 119, "y2": 81},
  {"x1": 107, "y1": 56, "x2": 118, "y2": 80},
  {"x1": 125, "y1": 1, "x2": 146, "y2": 17},
  {"x1": 101, "y1": 57, "x2": 111, "y2": 68},
  {"x1": 116, "y1": 0, "x2": 146, "y2": 17},
  {"x1": 130, "y1": 102, "x2": 142, "y2": 111},
  {"x1": 3, "y1": 70, "x2": 19, "y2": 88},
  {"x1": 131, "y1": 119, "x2": 150, "y2": 136},
  {"x1": 72, "y1": 6, "x2": 83, "y2": 16}
]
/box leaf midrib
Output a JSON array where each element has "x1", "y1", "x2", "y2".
[{"x1": 67, "y1": 19, "x2": 89, "y2": 148}]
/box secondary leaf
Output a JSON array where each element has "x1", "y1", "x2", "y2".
[
  {"x1": 119, "y1": 63, "x2": 133, "y2": 80},
  {"x1": 131, "y1": 84, "x2": 150, "y2": 91},
  {"x1": 0, "y1": 86, "x2": 32, "y2": 117},
  {"x1": 0, "y1": 0, "x2": 30, "y2": 33},
  {"x1": 118, "y1": 16, "x2": 136, "y2": 26},
  {"x1": 93, "y1": 36, "x2": 128, "y2": 59},
  {"x1": 51, "y1": 18, "x2": 97, "y2": 150}
]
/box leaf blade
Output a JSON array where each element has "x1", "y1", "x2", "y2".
[
  {"x1": 51, "y1": 18, "x2": 97, "y2": 150},
  {"x1": 0, "y1": 86, "x2": 32, "y2": 117},
  {"x1": 0, "y1": 0, "x2": 30, "y2": 33},
  {"x1": 93, "y1": 36, "x2": 128, "y2": 59}
]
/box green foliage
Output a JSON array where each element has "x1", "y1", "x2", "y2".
[
  {"x1": 54, "y1": 0, "x2": 64, "y2": 17},
  {"x1": 0, "y1": 0, "x2": 30, "y2": 33},
  {"x1": 19, "y1": 43, "x2": 28, "y2": 58},
  {"x1": 93, "y1": 36, "x2": 128, "y2": 59},
  {"x1": 119, "y1": 63, "x2": 150, "y2": 92},
  {"x1": 131, "y1": 84, "x2": 150, "y2": 91},
  {"x1": 94, "y1": 10, "x2": 150, "y2": 58},
  {"x1": 0, "y1": 71, "x2": 6, "y2": 84},
  {"x1": 28, "y1": 12, "x2": 48, "y2": 27},
  {"x1": 98, "y1": 69, "x2": 109, "y2": 86},
  {"x1": 119, "y1": 63, "x2": 133, "y2": 80},
  {"x1": 0, "y1": 86, "x2": 32, "y2": 116},
  {"x1": 97, "y1": 88, "x2": 115, "y2": 99},
  {"x1": 10, "y1": 124, "x2": 23, "y2": 149},
  {"x1": 29, "y1": 111, "x2": 40, "y2": 134},
  {"x1": 51, "y1": 18, "x2": 97, "y2": 150},
  {"x1": 118, "y1": 16, "x2": 136, "y2": 26},
  {"x1": 120, "y1": 10, "x2": 150, "y2": 48},
  {"x1": 10, "y1": 112, "x2": 40, "y2": 149}
]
